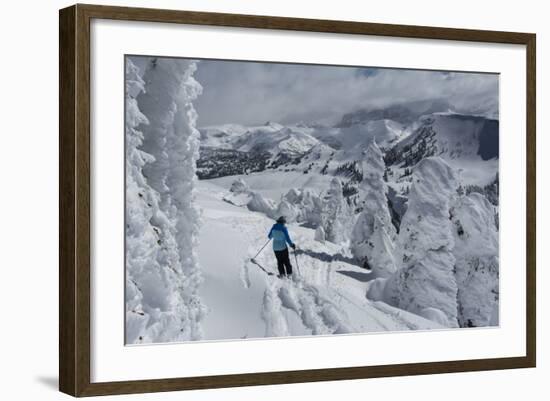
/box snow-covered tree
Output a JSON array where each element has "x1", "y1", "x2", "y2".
[
  {"x1": 302, "y1": 189, "x2": 324, "y2": 228},
  {"x1": 350, "y1": 140, "x2": 397, "y2": 277},
  {"x1": 314, "y1": 226, "x2": 326, "y2": 243},
  {"x1": 230, "y1": 178, "x2": 250, "y2": 194},
  {"x1": 383, "y1": 157, "x2": 459, "y2": 327},
  {"x1": 321, "y1": 178, "x2": 351, "y2": 244},
  {"x1": 223, "y1": 178, "x2": 253, "y2": 207},
  {"x1": 247, "y1": 192, "x2": 277, "y2": 218},
  {"x1": 125, "y1": 58, "x2": 160, "y2": 343},
  {"x1": 275, "y1": 199, "x2": 298, "y2": 223},
  {"x1": 282, "y1": 188, "x2": 302, "y2": 204},
  {"x1": 277, "y1": 188, "x2": 323, "y2": 227},
  {"x1": 451, "y1": 193, "x2": 499, "y2": 327},
  {"x1": 125, "y1": 57, "x2": 207, "y2": 343}
]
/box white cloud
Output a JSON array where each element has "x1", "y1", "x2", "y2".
[{"x1": 133, "y1": 57, "x2": 499, "y2": 127}]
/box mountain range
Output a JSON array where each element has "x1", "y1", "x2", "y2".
[{"x1": 197, "y1": 101, "x2": 498, "y2": 199}]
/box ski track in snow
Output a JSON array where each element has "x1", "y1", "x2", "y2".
[
  {"x1": 197, "y1": 181, "x2": 441, "y2": 341},
  {"x1": 251, "y1": 226, "x2": 356, "y2": 336},
  {"x1": 220, "y1": 211, "x2": 346, "y2": 336},
  {"x1": 369, "y1": 302, "x2": 421, "y2": 331}
]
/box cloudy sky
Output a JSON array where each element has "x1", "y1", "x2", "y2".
[{"x1": 131, "y1": 56, "x2": 499, "y2": 127}]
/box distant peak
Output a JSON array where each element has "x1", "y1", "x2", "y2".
[{"x1": 335, "y1": 99, "x2": 453, "y2": 127}]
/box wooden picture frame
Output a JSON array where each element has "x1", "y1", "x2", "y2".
[{"x1": 59, "y1": 3, "x2": 536, "y2": 397}]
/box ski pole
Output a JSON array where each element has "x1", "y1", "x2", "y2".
[
  {"x1": 251, "y1": 238, "x2": 271, "y2": 261},
  {"x1": 294, "y1": 249, "x2": 301, "y2": 276}
]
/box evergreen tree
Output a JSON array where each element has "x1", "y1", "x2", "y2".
[
  {"x1": 451, "y1": 193, "x2": 499, "y2": 327},
  {"x1": 383, "y1": 157, "x2": 460, "y2": 327},
  {"x1": 125, "y1": 58, "x2": 160, "y2": 343},
  {"x1": 314, "y1": 226, "x2": 326, "y2": 243},
  {"x1": 276, "y1": 199, "x2": 298, "y2": 223},
  {"x1": 350, "y1": 140, "x2": 397, "y2": 277},
  {"x1": 129, "y1": 57, "x2": 207, "y2": 342},
  {"x1": 321, "y1": 178, "x2": 351, "y2": 244}
]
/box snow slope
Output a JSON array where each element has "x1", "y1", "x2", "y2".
[
  {"x1": 317, "y1": 119, "x2": 408, "y2": 159},
  {"x1": 209, "y1": 169, "x2": 334, "y2": 201},
  {"x1": 199, "y1": 124, "x2": 249, "y2": 149},
  {"x1": 234, "y1": 123, "x2": 319, "y2": 156},
  {"x1": 387, "y1": 113, "x2": 499, "y2": 187},
  {"x1": 195, "y1": 181, "x2": 442, "y2": 341},
  {"x1": 199, "y1": 122, "x2": 320, "y2": 156}
]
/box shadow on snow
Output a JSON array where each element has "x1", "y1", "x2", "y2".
[
  {"x1": 336, "y1": 270, "x2": 373, "y2": 283},
  {"x1": 295, "y1": 248, "x2": 358, "y2": 266}
]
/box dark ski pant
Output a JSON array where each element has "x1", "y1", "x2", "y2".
[{"x1": 274, "y1": 248, "x2": 293, "y2": 276}]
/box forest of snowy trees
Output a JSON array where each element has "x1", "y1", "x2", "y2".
[{"x1": 229, "y1": 145, "x2": 499, "y2": 328}]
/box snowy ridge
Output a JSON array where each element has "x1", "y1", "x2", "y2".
[
  {"x1": 385, "y1": 113, "x2": 499, "y2": 188},
  {"x1": 199, "y1": 124, "x2": 249, "y2": 149},
  {"x1": 336, "y1": 99, "x2": 454, "y2": 127},
  {"x1": 198, "y1": 112, "x2": 498, "y2": 192},
  {"x1": 234, "y1": 123, "x2": 319, "y2": 156}
]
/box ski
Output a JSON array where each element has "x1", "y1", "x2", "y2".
[{"x1": 249, "y1": 258, "x2": 275, "y2": 276}]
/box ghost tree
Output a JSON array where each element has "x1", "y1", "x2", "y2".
[
  {"x1": 350, "y1": 140, "x2": 397, "y2": 277},
  {"x1": 321, "y1": 178, "x2": 351, "y2": 244},
  {"x1": 125, "y1": 58, "x2": 160, "y2": 343},
  {"x1": 451, "y1": 192, "x2": 499, "y2": 327},
  {"x1": 126, "y1": 57, "x2": 206, "y2": 343},
  {"x1": 383, "y1": 157, "x2": 460, "y2": 327}
]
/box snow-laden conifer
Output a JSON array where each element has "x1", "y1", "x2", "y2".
[
  {"x1": 126, "y1": 58, "x2": 206, "y2": 343},
  {"x1": 321, "y1": 178, "x2": 351, "y2": 244},
  {"x1": 451, "y1": 193, "x2": 499, "y2": 326},
  {"x1": 383, "y1": 157, "x2": 459, "y2": 327},
  {"x1": 350, "y1": 141, "x2": 397, "y2": 276}
]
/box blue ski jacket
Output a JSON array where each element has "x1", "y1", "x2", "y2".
[{"x1": 268, "y1": 223, "x2": 294, "y2": 251}]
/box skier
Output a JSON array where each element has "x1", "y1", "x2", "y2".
[{"x1": 268, "y1": 216, "x2": 296, "y2": 278}]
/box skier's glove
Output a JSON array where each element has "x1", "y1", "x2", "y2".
[{"x1": 291, "y1": 244, "x2": 296, "y2": 250}]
